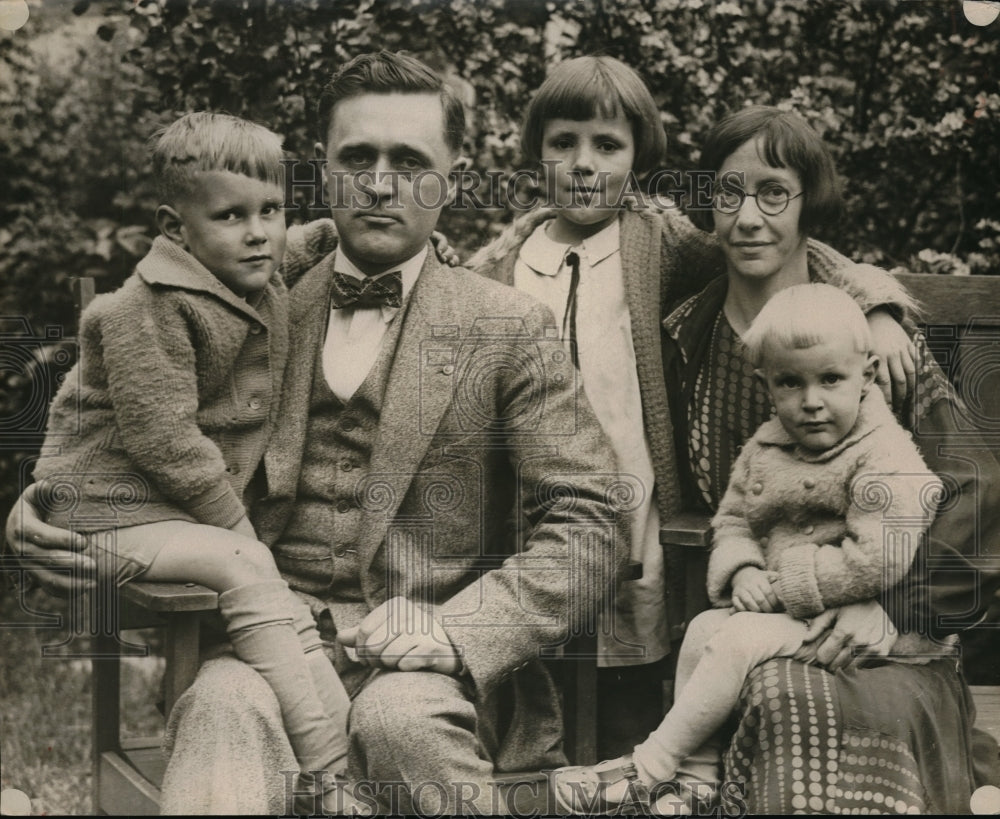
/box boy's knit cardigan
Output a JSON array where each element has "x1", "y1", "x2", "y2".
[
  {"x1": 709, "y1": 389, "x2": 952, "y2": 659},
  {"x1": 34, "y1": 237, "x2": 288, "y2": 531}
]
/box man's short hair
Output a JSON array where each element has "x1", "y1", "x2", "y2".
[
  {"x1": 741, "y1": 283, "x2": 872, "y2": 370},
  {"x1": 690, "y1": 105, "x2": 843, "y2": 234},
  {"x1": 519, "y1": 56, "x2": 667, "y2": 178},
  {"x1": 316, "y1": 50, "x2": 465, "y2": 155},
  {"x1": 150, "y1": 111, "x2": 285, "y2": 204}
]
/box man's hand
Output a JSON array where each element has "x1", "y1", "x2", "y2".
[
  {"x1": 867, "y1": 309, "x2": 916, "y2": 412},
  {"x1": 731, "y1": 566, "x2": 781, "y2": 613},
  {"x1": 336, "y1": 596, "x2": 462, "y2": 675},
  {"x1": 4, "y1": 483, "x2": 96, "y2": 596},
  {"x1": 796, "y1": 600, "x2": 898, "y2": 671}
]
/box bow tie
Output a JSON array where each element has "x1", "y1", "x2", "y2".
[{"x1": 330, "y1": 270, "x2": 403, "y2": 310}]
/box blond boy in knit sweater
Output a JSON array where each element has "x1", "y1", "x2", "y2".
[
  {"x1": 33, "y1": 112, "x2": 353, "y2": 813},
  {"x1": 552, "y1": 284, "x2": 949, "y2": 813}
]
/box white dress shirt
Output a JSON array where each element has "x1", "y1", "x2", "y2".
[{"x1": 322, "y1": 246, "x2": 427, "y2": 402}]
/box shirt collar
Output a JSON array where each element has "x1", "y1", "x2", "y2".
[
  {"x1": 518, "y1": 217, "x2": 620, "y2": 277},
  {"x1": 136, "y1": 236, "x2": 274, "y2": 319},
  {"x1": 754, "y1": 388, "x2": 894, "y2": 462},
  {"x1": 332, "y1": 245, "x2": 427, "y2": 318}
]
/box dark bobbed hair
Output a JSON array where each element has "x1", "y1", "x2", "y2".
[
  {"x1": 520, "y1": 56, "x2": 667, "y2": 177},
  {"x1": 689, "y1": 105, "x2": 843, "y2": 233},
  {"x1": 150, "y1": 112, "x2": 285, "y2": 204},
  {"x1": 316, "y1": 50, "x2": 465, "y2": 156}
]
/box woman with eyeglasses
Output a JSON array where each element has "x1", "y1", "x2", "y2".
[
  {"x1": 554, "y1": 104, "x2": 1000, "y2": 815},
  {"x1": 655, "y1": 105, "x2": 1000, "y2": 813}
]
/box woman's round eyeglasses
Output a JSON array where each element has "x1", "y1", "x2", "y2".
[{"x1": 712, "y1": 184, "x2": 804, "y2": 216}]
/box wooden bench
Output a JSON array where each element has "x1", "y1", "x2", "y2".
[{"x1": 660, "y1": 269, "x2": 1000, "y2": 763}]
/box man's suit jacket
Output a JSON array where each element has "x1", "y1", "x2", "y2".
[{"x1": 251, "y1": 243, "x2": 626, "y2": 770}]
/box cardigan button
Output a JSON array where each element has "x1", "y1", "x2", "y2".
[
  {"x1": 336, "y1": 500, "x2": 352, "y2": 513},
  {"x1": 442, "y1": 365, "x2": 455, "y2": 375},
  {"x1": 248, "y1": 398, "x2": 262, "y2": 410},
  {"x1": 751, "y1": 482, "x2": 763, "y2": 495},
  {"x1": 803, "y1": 478, "x2": 816, "y2": 489},
  {"x1": 249, "y1": 324, "x2": 262, "y2": 335},
  {"x1": 802, "y1": 524, "x2": 815, "y2": 535},
  {"x1": 759, "y1": 536, "x2": 769, "y2": 547}
]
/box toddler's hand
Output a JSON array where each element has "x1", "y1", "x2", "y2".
[{"x1": 731, "y1": 566, "x2": 780, "y2": 613}]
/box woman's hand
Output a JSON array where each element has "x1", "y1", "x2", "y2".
[
  {"x1": 867, "y1": 309, "x2": 916, "y2": 412},
  {"x1": 430, "y1": 231, "x2": 461, "y2": 267},
  {"x1": 731, "y1": 566, "x2": 781, "y2": 613},
  {"x1": 3, "y1": 483, "x2": 96, "y2": 596},
  {"x1": 796, "y1": 600, "x2": 898, "y2": 671}
]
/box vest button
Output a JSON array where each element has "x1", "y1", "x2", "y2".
[
  {"x1": 341, "y1": 417, "x2": 357, "y2": 431},
  {"x1": 341, "y1": 460, "x2": 354, "y2": 472},
  {"x1": 443, "y1": 364, "x2": 454, "y2": 375},
  {"x1": 334, "y1": 547, "x2": 347, "y2": 557},
  {"x1": 250, "y1": 324, "x2": 262, "y2": 335},
  {"x1": 336, "y1": 500, "x2": 352, "y2": 513},
  {"x1": 802, "y1": 524, "x2": 815, "y2": 535},
  {"x1": 248, "y1": 398, "x2": 262, "y2": 410}
]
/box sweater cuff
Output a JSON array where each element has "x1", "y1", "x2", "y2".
[
  {"x1": 707, "y1": 538, "x2": 767, "y2": 605},
  {"x1": 183, "y1": 483, "x2": 246, "y2": 529},
  {"x1": 776, "y1": 545, "x2": 825, "y2": 618}
]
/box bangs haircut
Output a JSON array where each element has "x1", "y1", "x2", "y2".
[
  {"x1": 690, "y1": 105, "x2": 842, "y2": 233},
  {"x1": 151, "y1": 112, "x2": 285, "y2": 204},
  {"x1": 316, "y1": 50, "x2": 465, "y2": 155},
  {"x1": 741, "y1": 283, "x2": 872, "y2": 370},
  {"x1": 520, "y1": 56, "x2": 666, "y2": 177}
]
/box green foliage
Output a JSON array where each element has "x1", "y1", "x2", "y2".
[{"x1": 2, "y1": 0, "x2": 999, "y2": 515}]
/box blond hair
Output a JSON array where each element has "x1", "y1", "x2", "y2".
[
  {"x1": 741, "y1": 283, "x2": 872, "y2": 369},
  {"x1": 151, "y1": 112, "x2": 285, "y2": 203}
]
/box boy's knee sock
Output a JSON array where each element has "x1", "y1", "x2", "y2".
[
  {"x1": 218, "y1": 579, "x2": 349, "y2": 777},
  {"x1": 288, "y1": 596, "x2": 352, "y2": 746}
]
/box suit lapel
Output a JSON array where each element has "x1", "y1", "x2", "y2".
[
  {"x1": 358, "y1": 252, "x2": 460, "y2": 572},
  {"x1": 262, "y1": 254, "x2": 335, "y2": 501}
]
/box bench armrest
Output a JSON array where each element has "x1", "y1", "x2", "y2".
[
  {"x1": 660, "y1": 512, "x2": 713, "y2": 640},
  {"x1": 123, "y1": 582, "x2": 218, "y2": 613},
  {"x1": 660, "y1": 512, "x2": 713, "y2": 549}
]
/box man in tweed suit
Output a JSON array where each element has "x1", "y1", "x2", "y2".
[{"x1": 9, "y1": 50, "x2": 626, "y2": 814}]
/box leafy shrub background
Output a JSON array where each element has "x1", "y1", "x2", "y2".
[{"x1": 2, "y1": 0, "x2": 999, "y2": 516}]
